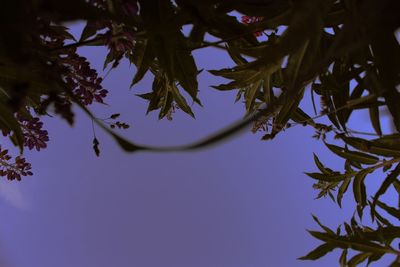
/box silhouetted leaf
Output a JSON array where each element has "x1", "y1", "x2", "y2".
[
  {"x1": 353, "y1": 169, "x2": 369, "y2": 217},
  {"x1": 92, "y1": 137, "x2": 100, "y2": 156},
  {"x1": 305, "y1": 172, "x2": 354, "y2": 182},
  {"x1": 325, "y1": 143, "x2": 379, "y2": 165},
  {"x1": 312, "y1": 215, "x2": 335, "y2": 235},
  {"x1": 171, "y1": 84, "x2": 195, "y2": 118},
  {"x1": 340, "y1": 136, "x2": 400, "y2": 157},
  {"x1": 313, "y1": 153, "x2": 332, "y2": 175},
  {"x1": 130, "y1": 40, "x2": 155, "y2": 87},
  {"x1": 369, "y1": 106, "x2": 382, "y2": 136},
  {"x1": 372, "y1": 163, "x2": 400, "y2": 211},
  {"x1": 366, "y1": 253, "x2": 384, "y2": 266},
  {"x1": 347, "y1": 252, "x2": 373, "y2": 267},
  {"x1": 375, "y1": 201, "x2": 400, "y2": 220},
  {"x1": 337, "y1": 176, "x2": 351, "y2": 208},
  {"x1": 339, "y1": 249, "x2": 347, "y2": 267},
  {"x1": 299, "y1": 243, "x2": 336, "y2": 260}
]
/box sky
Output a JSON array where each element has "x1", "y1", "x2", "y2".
[{"x1": 0, "y1": 22, "x2": 397, "y2": 267}]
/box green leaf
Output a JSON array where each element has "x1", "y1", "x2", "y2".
[
  {"x1": 353, "y1": 170, "x2": 369, "y2": 217},
  {"x1": 325, "y1": 143, "x2": 379, "y2": 165},
  {"x1": 262, "y1": 76, "x2": 272, "y2": 104},
  {"x1": 369, "y1": 23, "x2": 400, "y2": 132},
  {"x1": 80, "y1": 21, "x2": 99, "y2": 41},
  {"x1": 170, "y1": 84, "x2": 195, "y2": 118},
  {"x1": 366, "y1": 253, "x2": 384, "y2": 267},
  {"x1": 372, "y1": 163, "x2": 400, "y2": 210},
  {"x1": 130, "y1": 40, "x2": 155, "y2": 87},
  {"x1": 158, "y1": 91, "x2": 173, "y2": 120},
  {"x1": 272, "y1": 86, "x2": 305, "y2": 135},
  {"x1": 348, "y1": 252, "x2": 373, "y2": 267},
  {"x1": 226, "y1": 45, "x2": 248, "y2": 65},
  {"x1": 313, "y1": 153, "x2": 332, "y2": 175},
  {"x1": 209, "y1": 68, "x2": 257, "y2": 82},
  {"x1": 371, "y1": 207, "x2": 393, "y2": 226},
  {"x1": 312, "y1": 215, "x2": 335, "y2": 235},
  {"x1": 376, "y1": 201, "x2": 400, "y2": 220},
  {"x1": 244, "y1": 80, "x2": 262, "y2": 111},
  {"x1": 307, "y1": 231, "x2": 389, "y2": 254},
  {"x1": 346, "y1": 94, "x2": 377, "y2": 108},
  {"x1": 340, "y1": 136, "x2": 400, "y2": 158},
  {"x1": 305, "y1": 172, "x2": 354, "y2": 182},
  {"x1": 285, "y1": 40, "x2": 310, "y2": 89},
  {"x1": 272, "y1": 40, "x2": 309, "y2": 135},
  {"x1": 298, "y1": 243, "x2": 336, "y2": 260},
  {"x1": 393, "y1": 179, "x2": 400, "y2": 194},
  {"x1": 372, "y1": 134, "x2": 400, "y2": 150},
  {"x1": 92, "y1": 137, "x2": 100, "y2": 157},
  {"x1": 339, "y1": 249, "x2": 347, "y2": 267},
  {"x1": 369, "y1": 106, "x2": 382, "y2": 136},
  {"x1": 174, "y1": 46, "x2": 199, "y2": 99},
  {"x1": 337, "y1": 176, "x2": 352, "y2": 208},
  {"x1": 389, "y1": 256, "x2": 400, "y2": 267},
  {"x1": 188, "y1": 25, "x2": 206, "y2": 46},
  {"x1": 291, "y1": 108, "x2": 316, "y2": 126}
]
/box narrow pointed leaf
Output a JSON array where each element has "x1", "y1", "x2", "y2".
[
  {"x1": 313, "y1": 153, "x2": 332, "y2": 175},
  {"x1": 348, "y1": 252, "x2": 373, "y2": 267},
  {"x1": 325, "y1": 143, "x2": 379, "y2": 165},
  {"x1": 372, "y1": 163, "x2": 400, "y2": 209},
  {"x1": 337, "y1": 176, "x2": 352, "y2": 208},
  {"x1": 339, "y1": 249, "x2": 347, "y2": 267},
  {"x1": 369, "y1": 106, "x2": 382, "y2": 136},
  {"x1": 312, "y1": 215, "x2": 335, "y2": 235},
  {"x1": 366, "y1": 253, "x2": 384, "y2": 266},
  {"x1": 171, "y1": 84, "x2": 195, "y2": 118},
  {"x1": 305, "y1": 172, "x2": 354, "y2": 182},
  {"x1": 376, "y1": 201, "x2": 400, "y2": 220},
  {"x1": 353, "y1": 170, "x2": 369, "y2": 215},
  {"x1": 340, "y1": 136, "x2": 400, "y2": 157},
  {"x1": 130, "y1": 40, "x2": 155, "y2": 87},
  {"x1": 298, "y1": 243, "x2": 336, "y2": 260}
]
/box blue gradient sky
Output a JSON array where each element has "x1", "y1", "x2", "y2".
[{"x1": 0, "y1": 23, "x2": 396, "y2": 267}]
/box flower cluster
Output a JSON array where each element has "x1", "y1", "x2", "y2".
[
  {"x1": 18, "y1": 116, "x2": 49, "y2": 151},
  {"x1": 39, "y1": 22, "x2": 109, "y2": 106},
  {"x1": 0, "y1": 2, "x2": 140, "y2": 181},
  {"x1": 0, "y1": 147, "x2": 32, "y2": 181},
  {"x1": 241, "y1": 16, "x2": 264, "y2": 37},
  {"x1": 63, "y1": 54, "x2": 108, "y2": 105}
]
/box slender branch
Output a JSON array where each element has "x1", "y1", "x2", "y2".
[
  {"x1": 191, "y1": 41, "x2": 227, "y2": 51},
  {"x1": 287, "y1": 94, "x2": 384, "y2": 137},
  {"x1": 372, "y1": 158, "x2": 400, "y2": 171},
  {"x1": 52, "y1": 36, "x2": 109, "y2": 52},
  {"x1": 50, "y1": 30, "x2": 147, "y2": 52},
  {"x1": 51, "y1": 19, "x2": 272, "y2": 53}
]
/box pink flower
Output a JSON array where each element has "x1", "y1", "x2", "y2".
[{"x1": 241, "y1": 16, "x2": 264, "y2": 37}]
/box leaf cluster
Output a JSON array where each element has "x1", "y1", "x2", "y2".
[{"x1": 0, "y1": 1, "x2": 399, "y2": 266}]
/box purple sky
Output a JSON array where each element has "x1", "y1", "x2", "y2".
[{"x1": 0, "y1": 22, "x2": 397, "y2": 267}]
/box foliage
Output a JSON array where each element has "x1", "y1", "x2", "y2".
[{"x1": 0, "y1": 0, "x2": 399, "y2": 265}]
